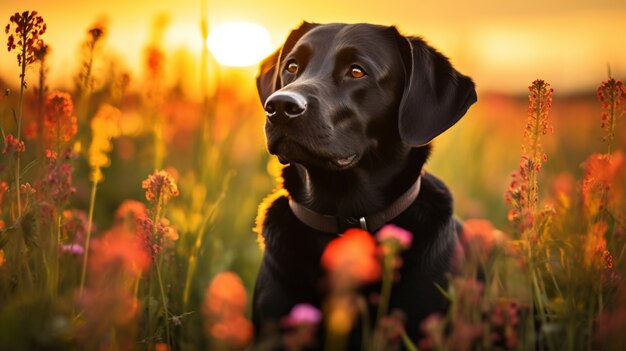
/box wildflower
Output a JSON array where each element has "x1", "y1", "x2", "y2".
[
  {"x1": 376, "y1": 224, "x2": 412, "y2": 249},
  {"x1": 5, "y1": 11, "x2": 47, "y2": 74},
  {"x1": 582, "y1": 151, "x2": 625, "y2": 218},
  {"x1": 461, "y1": 219, "x2": 505, "y2": 261},
  {"x1": 88, "y1": 22, "x2": 105, "y2": 43},
  {"x1": 203, "y1": 272, "x2": 253, "y2": 349},
  {"x1": 79, "y1": 20, "x2": 107, "y2": 94},
  {"x1": 142, "y1": 169, "x2": 180, "y2": 203},
  {"x1": 489, "y1": 298, "x2": 522, "y2": 350},
  {"x1": 506, "y1": 79, "x2": 553, "y2": 235},
  {"x1": 282, "y1": 304, "x2": 323, "y2": 327},
  {"x1": 419, "y1": 313, "x2": 445, "y2": 350},
  {"x1": 43, "y1": 91, "x2": 77, "y2": 147},
  {"x1": 372, "y1": 310, "x2": 407, "y2": 351},
  {"x1": 584, "y1": 222, "x2": 609, "y2": 270},
  {"x1": 88, "y1": 104, "x2": 121, "y2": 183},
  {"x1": 42, "y1": 149, "x2": 77, "y2": 204},
  {"x1": 3, "y1": 134, "x2": 25, "y2": 155},
  {"x1": 157, "y1": 218, "x2": 179, "y2": 241},
  {"x1": 0, "y1": 181, "x2": 8, "y2": 207},
  {"x1": 321, "y1": 228, "x2": 381, "y2": 288},
  {"x1": 375, "y1": 225, "x2": 412, "y2": 325},
  {"x1": 78, "y1": 229, "x2": 149, "y2": 349},
  {"x1": 281, "y1": 304, "x2": 323, "y2": 351},
  {"x1": 59, "y1": 209, "x2": 89, "y2": 256},
  {"x1": 597, "y1": 77, "x2": 626, "y2": 153},
  {"x1": 115, "y1": 199, "x2": 148, "y2": 229},
  {"x1": 451, "y1": 319, "x2": 483, "y2": 351}
]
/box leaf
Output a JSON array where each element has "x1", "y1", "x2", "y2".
[
  {"x1": 19, "y1": 210, "x2": 40, "y2": 250},
  {"x1": 401, "y1": 331, "x2": 420, "y2": 351},
  {"x1": 434, "y1": 282, "x2": 451, "y2": 301},
  {"x1": 0, "y1": 226, "x2": 13, "y2": 249}
]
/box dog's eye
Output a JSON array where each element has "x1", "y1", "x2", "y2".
[
  {"x1": 349, "y1": 65, "x2": 366, "y2": 79},
  {"x1": 286, "y1": 61, "x2": 299, "y2": 74}
]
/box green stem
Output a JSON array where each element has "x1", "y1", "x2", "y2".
[
  {"x1": 49, "y1": 212, "x2": 61, "y2": 298},
  {"x1": 79, "y1": 179, "x2": 98, "y2": 296},
  {"x1": 376, "y1": 251, "x2": 394, "y2": 326},
  {"x1": 155, "y1": 257, "x2": 171, "y2": 346},
  {"x1": 15, "y1": 44, "x2": 27, "y2": 219}
]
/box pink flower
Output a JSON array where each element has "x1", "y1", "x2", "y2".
[
  {"x1": 281, "y1": 303, "x2": 323, "y2": 327},
  {"x1": 376, "y1": 224, "x2": 413, "y2": 249}
]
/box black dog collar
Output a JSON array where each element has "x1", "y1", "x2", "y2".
[{"x1": 288, "y1": 176, "x2": 422, "y2": 234}]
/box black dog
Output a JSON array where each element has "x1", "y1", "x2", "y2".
[{"x1": 253, "y1": 22, "x2": 476, "y2": 348}]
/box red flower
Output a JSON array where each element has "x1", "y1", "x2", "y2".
[
  {"x1": 597, "y1": 78, "x2": 626, "y2": 148},
  {"x1": 321, "y1": 228, "x2": 382, "y2": 287},
  {"x1": 3, "y1": 134, "x2": 25, "y2": 155},
  {"x1": 5, "y1": 11, "x2": 47, "y2": 69},
  {"x1": 43, "y1": 91, "x2": 77, "y2": 146}
]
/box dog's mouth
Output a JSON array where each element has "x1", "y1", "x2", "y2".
[
  {"x1": 331, "y1": 154, "x2": 358, "y2": 169},
  {"x1": 271, "y1": 137, "x2": 360, "y2": 170}
]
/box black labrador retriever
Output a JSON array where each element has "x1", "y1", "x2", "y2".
[{"x1": 254, "y1": 22, "x2": 476, "y2": 348}]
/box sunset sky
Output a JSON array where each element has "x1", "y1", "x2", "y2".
[{"x1": 1, "y1": 0, "x2": 625, "y2": 95}]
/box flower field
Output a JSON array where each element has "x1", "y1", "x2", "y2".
[{"x1": 1, "y1": 9, "x2": 626, "y2": 351}]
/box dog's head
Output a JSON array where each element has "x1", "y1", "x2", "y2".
[{"x1": 256, "y1": 22, "x2": 476, "y2": 170}]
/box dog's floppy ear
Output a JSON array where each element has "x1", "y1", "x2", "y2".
[
  {"x1": 392, "y1": 28, "x2": 477, "y2": 146},
  {"x1": 256, "y1": 21, "x2": 318, "y2": 105}
]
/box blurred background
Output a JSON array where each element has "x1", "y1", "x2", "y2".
[{"x1": 0, "y1": 1, "x2": 625, "y2": 347}]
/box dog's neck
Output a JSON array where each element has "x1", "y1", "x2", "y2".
[{"x1": 282, "y1": 145, "x2": 430, "y2": 218}]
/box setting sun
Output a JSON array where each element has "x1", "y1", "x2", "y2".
[{"x1": 207, "y1": 21, "x2": 272, "y2": 67}]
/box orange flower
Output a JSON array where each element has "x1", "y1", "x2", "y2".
[
  {"x1": 142, "y1": 169, "x2": 180, "y2": 203},
  {"x1": 582, "y1": 151, "x2": 625, "y2": 217},
  {"x1": 462, "y1": 219, "x2": 504, "y2": 259},
  {"x1": 78, "y1": 229, "x2": 150, "y2": 346},
  {"x1": 584, "y1": 222, "x2": 610, "y2": 270},
  {"x1": 115, "y1": 199, "x2": 148, "y2": 226},
  {"x1": 89, "y1": 229, "x2": 151, "y2": 277},
  {"x1": 506, "y1": 80, "x2": 553, "y2": 236},
  {"x1": 321, "y1": 228, "x2": 381, "y2": 287},
  {"x1": 203, "y1": 272, "x2": 253, "y2": 349}
]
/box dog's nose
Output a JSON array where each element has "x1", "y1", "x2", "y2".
[{"x1": 264, "y1": 91, "x2": 307, "y2": 122}]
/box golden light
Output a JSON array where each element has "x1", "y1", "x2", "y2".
[{"x1": 208, "y1": 22, "x2": 272, "y2": 67}]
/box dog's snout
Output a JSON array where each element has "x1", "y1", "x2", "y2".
[{"x1": 264, "y1": 91, "x2": 307, "y2": 122}]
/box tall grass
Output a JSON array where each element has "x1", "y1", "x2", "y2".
[{"x1": 0, "y1": 8, "x2": 625, "y2": 351}]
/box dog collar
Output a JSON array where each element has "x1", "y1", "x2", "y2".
[{"x1": 288, "y1": 176, "x2": 422, "y2": 234}]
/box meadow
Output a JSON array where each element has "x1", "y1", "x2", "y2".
[{"x1": 1, "y1": 10, "x2": 625, "y2": 351}]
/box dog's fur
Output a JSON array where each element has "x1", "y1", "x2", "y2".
[{"x1": 253, "y1": 22, "x2": 476, "y2": 348}]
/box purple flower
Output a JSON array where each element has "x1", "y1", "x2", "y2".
[{"x1": 60, "y1": 243, "x2": 84, "y2": 256}]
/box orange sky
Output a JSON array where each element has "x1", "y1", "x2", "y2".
[{"x1": 1, "y1": 0, "x2": 625, "y2": 95}]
